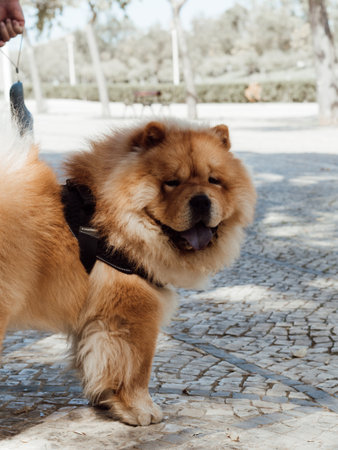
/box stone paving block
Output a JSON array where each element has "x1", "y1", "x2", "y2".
[
  {"x1": 235, "y1": 412, "x2": 285, "y2": 429},
  {"x1": 233, "y1": 404, "x2": 259, "y2": 419},
  {"x1": 252, "y1": 400, "x2": 283, "y2": 410}
]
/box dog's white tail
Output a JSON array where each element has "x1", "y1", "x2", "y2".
[{"x1": 0, "y1": 117, "x2": 36, "y2": 174}]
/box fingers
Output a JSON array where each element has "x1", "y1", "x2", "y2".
[
  {"x1": 12, "y1": 19, "x2": 24, "y2": 34},
  {"x1": 0, "y1": 21, "x2": 9, "y2": 43},
  {"x1": 5, "y1": 19, "x2": 17, "y2": 37},
  {"x1": 0, "y1": 19, "x2": 23, "y2": 46}
]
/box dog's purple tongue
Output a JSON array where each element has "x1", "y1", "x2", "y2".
[{"x1": 180, "y1": 223, "x2": 213, "y2": 250}]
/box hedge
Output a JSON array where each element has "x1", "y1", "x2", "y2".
[{"x1": 24, "y1": 80, "x2": 316, "y2": 103}]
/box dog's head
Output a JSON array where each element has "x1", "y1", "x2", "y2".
[
  {"x1": 71, "y1": 120, "x2": 256, "y2": 287},
  {"x1": 130, "y1": 121, "x2": 255, "y2": 253}
]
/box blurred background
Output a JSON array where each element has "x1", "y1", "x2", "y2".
[{"x1": 0, "y1": 0, "x2": 337, "y2": 123}]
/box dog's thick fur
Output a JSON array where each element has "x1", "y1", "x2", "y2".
[{"x1": 0, "y1": 119, "x2": 256, "y2": 425}]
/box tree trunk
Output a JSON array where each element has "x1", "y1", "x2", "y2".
[
  {"x1": 308, "y1": 0, "x2": 338, "y2": 124},
  {"x1": 25, "y1": 31, "x2": 47, "y2": 113},
  {"x1": 171, "y1": 28, "x2": 180, "y2": 85},
  {"x1": 66, "y1": 34, "x2": 77, "y2": 86},
  {"x1": 169, "y1": 0, "x2": 197, "y2": 119},
  {"x1": 86, "y1": 22, "x2": 111, "y2": 118}
]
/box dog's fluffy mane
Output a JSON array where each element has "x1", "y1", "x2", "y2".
[{"x1": 65, "y1": 118, "x2": 255, "y2": 289}]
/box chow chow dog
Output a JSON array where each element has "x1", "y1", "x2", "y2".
[{"x1": 0, "y1": 119, "x2": 256, "y2": 425}]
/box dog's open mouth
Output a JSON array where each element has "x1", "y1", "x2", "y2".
[{"x1": 161, "y1": 222, "x2": 218, "y2": 251}]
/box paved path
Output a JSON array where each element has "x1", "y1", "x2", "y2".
[{"x1": 1, "y1": 101, "x2": 338, "y2": 449}]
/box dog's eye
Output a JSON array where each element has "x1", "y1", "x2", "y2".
[
  {"x1": 208, "y1": 177, "x2": 221, "y2": 185},
  {"x1": 164, "y1": 180, "x2": 180, "y2": 187}
]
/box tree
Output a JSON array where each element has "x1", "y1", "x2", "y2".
[
  {"x1": 308, "y1": 0, "x2": 338, "y2": 124},
  {"x1": 24, "y1": 29, "x2": 47, "y2": 112},
  {"x1": 23, "y1": 0, "x2": 131, "y2": 117},
  {"x1": 86, "y1": 1, "x2": 111, "y2": 117},
  {"x1": 168, "y1": 0, "x2": 197, "y2": 119},
  {"x1": 190, "y1": 5, "x2": 249, "y2": 78}
]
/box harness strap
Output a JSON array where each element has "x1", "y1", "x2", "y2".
[
  {"x1": 61, "y1": 180, "x2": 96, "y2": 273},
  {"x1": 61, "y1": 180, "x2": 163, "y2": 287}
]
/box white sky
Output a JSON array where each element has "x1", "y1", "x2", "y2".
[{"x1": 124, "y1": 0, "x2": 236, "y2": 29}]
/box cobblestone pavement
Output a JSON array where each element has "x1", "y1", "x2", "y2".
[{"x1": 0, "y1": 101, "x2": 338, "y2": 449}]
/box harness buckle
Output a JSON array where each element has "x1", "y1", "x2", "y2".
[{"x1": 79, "y1": 226, "x2": 99, "y2": 238}]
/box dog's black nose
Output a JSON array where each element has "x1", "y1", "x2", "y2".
[{"x1": 189, "y1": 194, "x2": 211, "y2": 221}]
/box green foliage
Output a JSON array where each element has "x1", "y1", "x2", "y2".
[
  {"x1": 20, "y1": 0, "x2": 318, "y2": 85},
  {"x1": 260, "y1": 80, "x2": 316, "y2": 102},
  {"x1": 188, "y1": 1, "x2": 314, "y2": 79},
  {"x1": 197, "y1": 83, "x2": 248, "y2": 103},
  {"x1": 23, "y1": 80, "x2": 317, "y2": 103},
  {"x1": 22, "y1": 0, "x2": 132, "y2": 32},
  {"x1": 22, "y1": 0, "x2": 70, "y2": 32}
]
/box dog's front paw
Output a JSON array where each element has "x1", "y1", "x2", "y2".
[
  {"x1": 110, "y1": 390, "x2": 163, "y2": 426},
  {"x1": 117, "y1": 400, "x2": 163, "y2": 426}
]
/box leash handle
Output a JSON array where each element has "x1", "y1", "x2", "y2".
[{"x1": 10, "y1": 80, "x2": 34, "y2": 136}]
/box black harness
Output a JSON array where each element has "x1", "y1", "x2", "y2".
[{"x1": 61, "y1": 179, "x2": 162, "y2": 287}]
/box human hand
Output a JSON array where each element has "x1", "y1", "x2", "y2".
[{"x1": 0, "y1": 0, "x2": 25, "y2": 47}]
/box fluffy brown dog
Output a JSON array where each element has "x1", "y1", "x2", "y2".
[{"x1": 0, "y1": 119, "x2": 256, "y2": 425}]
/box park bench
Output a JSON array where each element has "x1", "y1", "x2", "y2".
[
  {"x1": 134, "y1": 90, "x2": 162, "y2": 115},
  {"x1": 123, "y1": 90, "x2": 171, "y2": 117}
]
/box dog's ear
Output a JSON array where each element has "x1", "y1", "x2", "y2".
[
  {"x1": 132, "y1": 122, "x2": 166, "y2": 150},
  {"x1": 211, "y1": 124, "x2": 231, "y2": 151}
]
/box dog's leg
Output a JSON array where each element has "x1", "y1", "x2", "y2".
[{"x1": 75, "y1": 271, "x2": 166, "y2": 426}]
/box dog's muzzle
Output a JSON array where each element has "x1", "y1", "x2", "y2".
[{"x1": 189, "y1": 194, "x2": 211, "y2": 224}]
